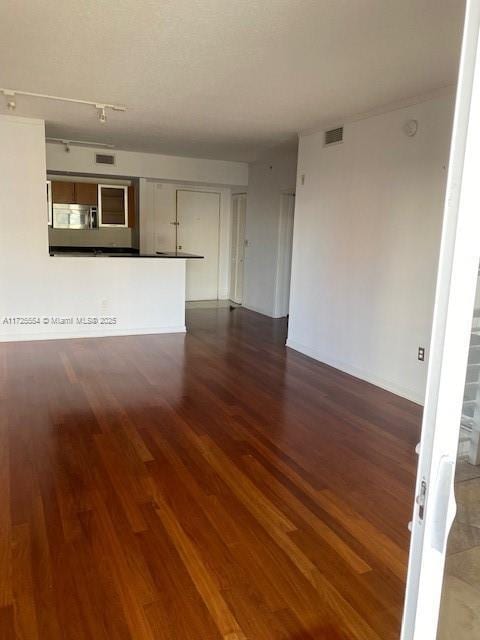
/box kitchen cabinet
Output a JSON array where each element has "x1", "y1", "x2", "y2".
[
  {"x1": 51, "y1": 181, "x2": 75, "y2": 204},
  {"x1": 98, "y1": 185, "x2": 128, "y2": 227},
  {"x1": 51, "y1": 181, "x2": 98, "y2": 205},
  {"x1": 75, "y1": 182, "x2": 98, "y2": 205},
  {"x1": 128, "y1": 185, "x2": 136, "y2": 228},
  {"x1": 50, "y1": 180, "x2": 133, "y2": 227}
]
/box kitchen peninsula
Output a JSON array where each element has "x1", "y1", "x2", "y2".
[{"x1": 1, "y1": 117, "x2": 247, "y2": 343}]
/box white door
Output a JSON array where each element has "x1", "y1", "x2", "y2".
[
  {"x1": 230, "y1": 194, "x2": 246, "y2": 304},
  {"x1": 401, "y1": 2, "x2": 480, "y2": 638},
  {"x1": 177, "y1": 190, "x2": 220, "y2": 301}
]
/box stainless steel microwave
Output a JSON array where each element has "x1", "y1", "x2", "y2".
[{"x1": 52, "y1": 204, "x2": 97, "y2": 229}]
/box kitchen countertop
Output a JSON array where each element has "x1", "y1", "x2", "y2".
[{"x1": 49, "y1": 246, "x2": 203, "y2": 259}]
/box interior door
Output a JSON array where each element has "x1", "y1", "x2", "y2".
[
  {"x1": 230, "y1": 194, "x2": 246, "y2": 304},
  {"x1": 401, "y1": 3, "x2": 480, "y2": 638},
  {"x1": 177, "y1": 190, "x2": 220, "y2": 301}
]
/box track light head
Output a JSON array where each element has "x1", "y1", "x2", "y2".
[
  {"x1": 96, "y1": 105, "x2": 107, "y2": 123},
  {"x1": 2, "y1": 89, "x2": 16, "y2": 110}
]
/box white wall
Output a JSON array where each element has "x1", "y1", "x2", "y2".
[
  {"x1": 243, "y1": 148, "x2": 298, "y2": 317},
  {"x1": 0, "y1": 115, "x2": 186, "y2": 341},
  {"x1": 287, "y1": 93, "x2": 455, "y2": 403},
  {"x1": 46, "y1": 143, "x2": 248, "y2": 186}
]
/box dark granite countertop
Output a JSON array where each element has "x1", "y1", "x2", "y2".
[{"x1": 49, "y1": 246, "x2": 203, "y2": 259}]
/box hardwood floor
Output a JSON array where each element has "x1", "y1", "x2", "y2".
[{"x1": 0, "y1": 307, "x2": 421, "y2": 639}]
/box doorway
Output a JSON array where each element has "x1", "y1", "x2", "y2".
[
  {"x1": 176, "y1": 189, "x2": 221, "y2": 301},
  {"x1": 229, "y1": 193, "x2": 246, "y2": 304}
]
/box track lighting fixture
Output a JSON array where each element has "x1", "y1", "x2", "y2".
[
  {"x1": 0, "y1": 88, "x2": 126, "y2": 122},
  {"x1": 46, "y1": 137, "x2": 115, "y2": 150}
]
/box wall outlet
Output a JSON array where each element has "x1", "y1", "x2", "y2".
[
  {"x1": 300, "y1": 174, "x2": 306, "y2": 186},
  {"x1": 418, "y1": 346, "x2": 425, "y2": 362}
]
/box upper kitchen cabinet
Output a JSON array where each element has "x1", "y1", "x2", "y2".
[
  {"x1": 128, "y1": 185, "x2": 136, "y2": 228},
  {"x1": 75, "y1": 182, "x2": 98, "y2": 206},
  {"x1": 49, "y1": 180, "x2": 134, "y2": 227},
  {"x1": 51, "y1": 180, "x2": 75, "y2": 204},
  {"x1": 98, "y1": 185, "x2": 128, "y2": 227},
  {"x1": 51, "y1": 181, "x2": 98, "y2": 205}
]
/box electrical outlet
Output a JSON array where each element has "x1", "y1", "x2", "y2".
[
  {"x1": 418, "y1": 346, "x2": 425, "y2": 362},
  {"x1": 300, "y1": 174, "x2": 306, "y2": 186}
]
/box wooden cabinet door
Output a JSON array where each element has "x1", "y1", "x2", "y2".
[
  {"x1": 51, "y1": 181, "x2": 75, "y2": 204},
  {"x1": 75, "y1": 182, "x2": 98, "y2": 205},
  {"x1": 128, "y1": 185, "x2": 136, "y2": 228},
  {"x1": 98, "y1": 185, "x2": 128, "y2": 226}
]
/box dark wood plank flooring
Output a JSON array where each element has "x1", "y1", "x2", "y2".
[{"x1": 0, "y1": 307, "x2": 421, "y2": 639}]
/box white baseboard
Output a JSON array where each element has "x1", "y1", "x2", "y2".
[
  {"x1": 243, "y1": 303, "x2": 277, "y2": 318},
  {"x1": 286, "y1": 338, "x2": 424, "y2": 405},
  {"x1": 0, "y1": 325, "x2": 187, "y2": 343}
]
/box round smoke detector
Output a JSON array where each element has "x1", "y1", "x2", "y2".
[{"x1": 403, "y1": 119, "x2": 418, "y2": 137}]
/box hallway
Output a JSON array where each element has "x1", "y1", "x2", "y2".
[{"x1": 0, "y1": 307, "x2": 421, "y2": 639}]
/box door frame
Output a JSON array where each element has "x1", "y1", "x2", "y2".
[
  {"x1": 273, "y1": 192, "x2": 295, "y2": 318},
  {"x1": 230, "y1": 193, "x2": 247, "y2": 304},
  {"x1": 401, "y1": 1, "x2": 480, "y2": 637}
]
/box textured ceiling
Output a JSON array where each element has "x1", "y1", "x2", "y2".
[{"x1": 0, "y1": 0, "x2": 465, "y2": 161}]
